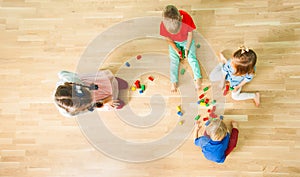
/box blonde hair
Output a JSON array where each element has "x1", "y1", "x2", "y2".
[
  {"x1": 206, "y1": 119, "x2": 229, "y2": 141},
  {"x1": 162, "y1": 5, "x2": 182, "y2": 34}
]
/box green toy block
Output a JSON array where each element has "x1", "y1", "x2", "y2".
[
  {"x1": 203, "y1": 86, "x2": 209, "y2": 92},
  {"x1": 194, "y1": 115, "x2": 200, "y2": 120},
  {"x1": 180, "y1": 68, "x2": 185, "y2": 75},
  {"x1": 230, "y1": 87, "x2": 234, "y2": 91},
  {"x1": 196, "y1": 43, "x2": 201, "y2": 48}
]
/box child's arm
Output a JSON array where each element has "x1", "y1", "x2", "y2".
[
  {"x1": 185, "y1": 31, "x2": 193, "y2": 57},
  {"x1": 102, "y1": 96, "x2": 120, "y2": 108},
  {"x1": 193, "y1": 121, "x2": 205, "y2": 139},
  {"x1": 165, "y1": 37, "x2": 180, "y2": 57},
  {"x1": 233, "y1": 79, "x2": 247, "y2": 92},
  {"x1": 218, "y1": 53, "x2": 228, "y2": 89}
]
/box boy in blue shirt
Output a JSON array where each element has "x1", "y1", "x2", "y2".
[{"x1": 194, "y1": 119, "x2": 239, "y2": 163}]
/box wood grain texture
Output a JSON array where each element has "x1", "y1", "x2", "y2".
[{"x1": 0, "y1": 0, "x2": 300, "y2": 176}]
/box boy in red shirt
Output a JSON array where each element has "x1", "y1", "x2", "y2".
[{"x1": 160, "y1": 5, "x2": 202, "y2": 92}]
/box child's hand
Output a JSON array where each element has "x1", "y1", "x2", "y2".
[
  {"x1": 195, "y1": 120, "x2": 202, "y2": 130},
  {"x1": 233, "y1": 86, "x2": 239, "y2": 92},
  {"x1": 231, "y1": 121, "x2": 238, "y2": 129},
  {"x1": 185, "y1": 49, "x2": 189, "y2": 59},
  {"x1": 110, "y1": 100, "x2": 120, "y2": 108}
]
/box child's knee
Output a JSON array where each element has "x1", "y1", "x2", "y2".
[{"x1": 231, "y1": 93, "x2": 239, "y2": 100}]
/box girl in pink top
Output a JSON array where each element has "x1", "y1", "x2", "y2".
[{"x1": 54, "y1": 70, "x2": 128, "y2": 117}]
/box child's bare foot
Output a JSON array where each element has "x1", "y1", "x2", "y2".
[
  {"x1": 231, "y1": 121, "x2": 238, "y2": 129},
  {"x1": 195, "y1": 78, "x2": 202, "y2": 91},
  {"x1": 253, "y1": 92, "x2": 260, "y2": 107},
  {"x1": 171, "y1": 83, "x2": 177, "y2": 93}
]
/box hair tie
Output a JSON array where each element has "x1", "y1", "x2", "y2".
[{"x1": 239, "y1": 45, "x2": 249, "y2": 54}]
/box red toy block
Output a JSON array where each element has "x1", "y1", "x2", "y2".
[
  {"x1": 212, "y1": 106, "x2": 216, "y2": 112},
  {"x1": 205, "y1": 98, "x2": 209, "y2": 104},
  {"x1": 223, "y1": 89, "x2": 228, "y2": 96},
  {"x1": 134, "y1": 80, "x2": 141, "y2": 88},
  {"x1": 148, "y1": 76, "x2": 154, "y2": 81},
  {"x1": 203, "y1": 117, "x2": 209, "y2": 121},
  {"x1": 199, "y1": 94, "x2": 205, "y2": 99},
  {"x1": 179, "y1": 51, "x2": 183, "y2": 58},
  {"x1": 209, "y1": 113, "x2": 218, "y2": 118},
  {"x1": 208, "y1": 109, "x2": 211, "y2": 113},
  {"x1": 225, "y1": 85, "x2": 229, "y2": 91},
  {"x1": 136, "y1": 55, "x2": 142, "y2": 60}
]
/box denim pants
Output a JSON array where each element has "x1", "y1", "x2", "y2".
[{"x1": 169, "y1": 39, "x2": 202, "y2": 83}]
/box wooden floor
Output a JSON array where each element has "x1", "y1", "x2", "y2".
[{"x1": 1, "y1": 0, "x2": 300, "y2": 176}]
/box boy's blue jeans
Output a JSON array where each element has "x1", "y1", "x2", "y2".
[{"x1": 168, "y1": 39, "x2": 202, "y2": 83}]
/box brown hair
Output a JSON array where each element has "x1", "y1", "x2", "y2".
[
  {"x1": 206, "y1": 119, "x2": 228, "y2": 141},
  {"x1": 232, "y1": 46, "x2": 257, "y2": 76},
  {"x1": 162, "y1": 5, "x2": 182, "y2": 34},
  {"x1": 54, "y1": 83, "x2": 93, "y2": 116}
]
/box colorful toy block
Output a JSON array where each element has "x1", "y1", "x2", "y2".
[
  {"x1": 211, "y1": 100, "x2": 216, "y2": 105},
  {"x1": 206, "y1": 103, "x2": 210, "y2": 107},
  {"x1": 203, "y1": 86, "x2": 209, "y2": 92},
  {"x1": 220, "y1": 115, "x2": 224, "y2": 120},
  {"x1": 177, "y1": 111, "x2": 183, "y2": 116},
  {"x1": 148, "y1": 76, "x2": 154, "y2": 81},
  {"x1": 196, "y1": 43, "x2": 201, "y2": 48},
  {"x1": 136, "y1": 55, "x2": 142, "y2": 60},
  {"x1": 176, "y1": 106, "x2": 181, "y2": 112},
  {"x1": 194, "y1": 115, "x2": 200, "y2": 120},
  {"x1": 205, "y1": 98, "x2": 209, "y2": 104},
  {"x1": 179, "y1": 120, "x2": 184, "y2": 125},
  {"x1": 199, "y1": 94, "x2": 205, "y2": 99},
  {"x1": 223, "y1": 85, "x2": 229, "y2": 96},
  {"x1": 209, "y1": 113, "x2": 218, "y2": 118},
  {"x1": 139, "y1": 90, "x2": 143, "y2": 94},
  {"x1": 203, "y1": 117, "x2": 209, "y2": 121},
  {"x1": 212, "y1": 106, "x2": 216, "y2": 112},
  {"x1": 141, "y1": 84, "x2": 145, "y2": 91},
  {"x1": 180, "y1": 68, "x2": 185, "y2": 75},
  {"x1": 205, "y1": 120, "x2": 211, "y2": 126},
  {"x1": 131, "y1": 86, "x2": 136, "y2": 91},
  {"x1": 134, "y1": 80, "x2": 141, "y2": 88},
  {"x1": 230, "y1": 87, "x2": 234, "y2": 91},
  {"x1": 200, "y1": 102, "x2": 206, "y2": 106},
  {"x1": 125, "y1": 62, "x2": 130, "y2": 67}
]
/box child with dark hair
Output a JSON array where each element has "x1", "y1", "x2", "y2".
[{"x1": 54, "y1": 70, "x2": 128, "y2": 117}]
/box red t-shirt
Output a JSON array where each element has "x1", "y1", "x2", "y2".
[{"x1": 160, "y1": 10, "x2": 196, "y2": 42}]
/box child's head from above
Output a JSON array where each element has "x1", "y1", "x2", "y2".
[
  {"x1": 162, "y1": 5, "x2": 182, "y2": 34},
  {"x1": 232, "y1": 46, "x2": 257, "y2": 76},
  {"x1": 54, "y1": 83, "x2": 93, "y2": 116},
  {"x1": 206, "y1": 119, "x2": 228, "y2": 141}
]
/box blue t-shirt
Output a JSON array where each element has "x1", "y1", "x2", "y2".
[
  {"x1": 194, "y1": 133, "x2": 230, "y2": 163},
  {"x1": 222, "y1": 60, "x2": 254, "y2": 87}
]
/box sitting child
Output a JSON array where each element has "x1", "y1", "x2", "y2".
[
  {"x1": 194, "y1": 119, "x2": 239, "y2": 163},
  {"x1": 54, "y1": 70, "x2": 128, "y2": 117}
]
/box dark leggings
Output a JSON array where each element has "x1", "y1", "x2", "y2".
[{"x1": 225, "y1": 128, "x2": 239, "y2": 156}]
